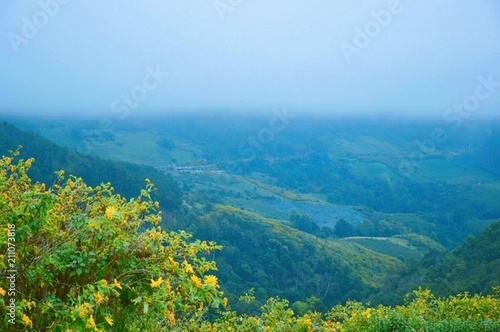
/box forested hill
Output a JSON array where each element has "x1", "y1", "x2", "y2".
[
  {"x1": 421, "y1": 221, "x2": 500, "y2": 296},
  {"x1": 0, "y1": 122, "x2": 181, "y2": 211},
  {"x1": 1, "y1": 120, "x2": 498, "y2": 315}
]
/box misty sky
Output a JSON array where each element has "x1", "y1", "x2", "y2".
[{"x1": 1, "y1": 1, "x2": 499, "y2": 118}]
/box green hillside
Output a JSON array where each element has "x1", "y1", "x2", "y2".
[
  {"x1": 422, "y1": 221, "x2": 500, "y2": 296},
  {"x1": 0, "y1": 122, "x2": 406, "y2": 311},
  {"x1": 0, "y1": 122, "x2": 181, "y2": 211},
  {"x1": 174, "y1": 204, "x2": 403, "y2": 313},
  {"x1": 12, "y1": 115, "x2": 499, "y2": 248},
  {"x1": 1, "y1": 118, "x2": 499, "y2": 314},
  {"x1": 342, "y1": 234, "x2": 445, "y2": 261}
]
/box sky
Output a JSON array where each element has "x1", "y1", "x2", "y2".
[{"x1": 0, "y1": 0, "x2": 499, "y2": 118}]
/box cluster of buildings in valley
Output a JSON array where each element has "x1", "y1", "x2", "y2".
[{"x1": 157, "y1": 162, "x2": 224, "y2": 175}]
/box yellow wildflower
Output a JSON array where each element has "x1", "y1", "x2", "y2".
[
  {"x1": 113, "y1": 278, "x2": 122, "y2": 289},
  {"x1": 100, "y1": 279, "x2": 108, "y2": 286},
  {"x1": 78, "y1": 303, "x2": 93, "y2": 318},
  {"x1": 223, "y1": 297, "x2": 228, "y2": 309},
  {"x1": 105, "y1": 206, "x2": 116, "y2": 219},
  {"x1": 204, "y1": 275, "x2": 218, "y2": 287},
  {"x1": 95, "y1": 292, "x2": 105, "y2": 305},
  {"x1": 168, "y1": 312, "x2": 176, "y2": 326},
  {"x1": 0, "y1": 287, "x2": 6, "y2": 296},
  {"x1": 169, "y1": 257, "x2": 179, "y2": 267},
  {"x1": 26, "y1": 301, "x2": 36, "y2": 310},
  {"x1": 190, "y1": 275, "x2": 202, "y2": 288},
  {"x1": 183, "y1": 260, "x2": 194, "y2": 274},
  {"x1": 22, "y1": 314, "x2": 33, "y2": 328},
  {"x1": 86, "y1": 315, "x2": 96, "y2": 329},
  {"x1": 150, "y1": 277, "x2": 164, "y2": 288},
  {"x1": 105, "y1": 316, "x2": 114, "y2": 326}
]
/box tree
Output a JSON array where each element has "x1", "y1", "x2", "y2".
[
  {"x1": 290, "y1": 211, "x2": 320, "y2": 235},
  {"x1": 334, "y1": 219, "x2": 354, "y2": 238}
]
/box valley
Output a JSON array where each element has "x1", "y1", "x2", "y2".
[{"x1": 2, "y1": 114, "x2": 499, "y2": 312}]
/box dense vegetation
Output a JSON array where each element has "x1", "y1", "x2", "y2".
[
  {"x1": 1, "y1": 153, "x2": 499, "y2": 331},
  {"x1": 0, "y1": 122, "x2": 182, "y2": 212},
  {"x1": 2, "y1": 119, "x2": 499, "y2": 315},
  {"x1": 421, "y1": 221, "x2": 500, "y2": 296},
  {"x1": 174, "y1": 206, "x2": 402, "y2": 313}
]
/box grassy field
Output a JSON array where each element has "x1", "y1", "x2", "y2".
[{"x1": 342, "y1": 234, "x2": 445, "y2": 261}]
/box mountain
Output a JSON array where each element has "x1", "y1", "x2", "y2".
[
  {"x1": 0, "y1": 121, "x2": 407, "y2": 311},
  {"x1": 0, "y1": 122, "x2": 181, "y2": 211},
  {"x1": 11, "y1": 114, "x2": 499, "y2": 247},
  {"x1": 1, "y1": 116, "x2": 499, "y2": 313}
]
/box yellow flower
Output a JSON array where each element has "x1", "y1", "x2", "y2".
[
  {"x1": 204, "y1": 275, "x2": 218, "y2": 287},
  {"x1": 26, "y1": 301, "x2": 36, "y2": 310},
  {"x1": 190, "y1": 275, "x2": 202, "y2": 288},
  {"x1": 150, "y1": 277, "x2": 164, "y2": 288},
  {"x1": 105, "y1": 316, "x2": 114, "y2": 326},
  {"x1": 168, "y1": 312, "x2": 176, "y2": 326},
  {"x1": 86, "y1": 316, "x2": 96, "y2": 329},
  {"x1": 113, "y1": 278, "x2": 122, "y2": 289},
  {"x1": 22, "y1": 314, "x2": 33, "y2": 328},
  {"x1": 95, "y1": 292, "x2": 105, "y2": 305},
  {"x1": 100, "y1": 279, "x2": 108, "y2": 286},
  {"x1": 105, "y1": 206, "x2": 116, "y2": 219},
  {"x1": 77, "y1": 303, "x2": 93, "y2": 318},
  {"x1": 183, "y1": 260, "x2": 194, "y2": 274},
  {"x1": 223, "y1": 297, "x2": 228, "y2": 309},
  {"x1": 0, "y1": 287, "x2": 6, "y2": 296}
]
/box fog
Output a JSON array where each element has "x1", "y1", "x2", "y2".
[{"x1": 1, "y1": 0, "x2": 499, "y2": 118}]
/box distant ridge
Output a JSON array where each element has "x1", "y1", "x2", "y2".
[{"x1": 0, "y1": 121, "x2": 181, "y2": 211}]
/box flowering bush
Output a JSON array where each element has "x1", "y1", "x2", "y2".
[{"x1": 0, "y1": 150, "x2": 224, "y2": 331}]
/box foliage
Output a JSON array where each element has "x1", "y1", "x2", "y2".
[
  {"x1": 0, "y1": 150, "x2": 223, "y2": 331},
  {"x1": 0, "y1": 151, "x2": 499, "y2": 331},
  {"x1": 0, "y1": 122, "x2": 182, "y2": 211},
  {"x1": 422, "y1": 221, "x2": 500, "y2": 296},
  {"x1": 198, "y1": 288, "x2": 500, "y2": 331},
  {"x1": 178, "y1": 205, "x2": 403, "y2": 313}
]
